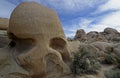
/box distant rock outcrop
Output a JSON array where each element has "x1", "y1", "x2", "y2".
[
  {"x1": 0, "y1": 30, "x2": 10, "y2": 48},
  {"x1": 74, "y1": 29, "x2": 87, "y2": 42},
  {"x1": 104, "y1": 27, "x2": 119, "y2": 34},
  {"x1": 87, "y1": 31, "x2": 107, "y2": 43},
  {"x1": 103, "y1": 27, "x2": 120, "y2": 43},
  {"x1": 0, "y1": 18, "x2": 9, "y2": 48},
  {"x1": 74, "y1": 27, "x2": 120, "y2": 43},
  {"x1": 0, "y1": 18, "x2": 9, "y2": 30},
  {"x1": 113, "y1": 43, "x2": 120, "y2": 57}
]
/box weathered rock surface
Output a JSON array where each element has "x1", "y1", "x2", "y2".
[
  {"x1": 71, "y1": 28, "x2": 120, "y2": 78},
  {"x1": 103, "y1": 27, "x2": 120, "y2": 43},
  {"x1": 74, "y1": 27, "x2": 120, "y2": 43},
  {"x1": 0, "y1": 30, "x2": 10, "y2": 48},
  {"x1": 91, "y1": 42, "x2": 114, "y2": 53},
  {"x1": 87, "y1": 31, "x2": 107, "y2": 43},
  {"x1": 0, "y1": 18, "x2": 9, "y2": 48},
  {"x1": 0, "y1": 18, "x2": 9, "y2": 30},
  {"x1": 0, "y1": 1, "x2": 120, "y2": 78},
  {"x1": 74, "y1": 29, "x2": 87, "y2": 42},
  {"x1": 113, "y1": 43, "x2": 120, "y2": 57},
  {"x1": 0, "y1": 2, "x2": 71, "y2": 78}
]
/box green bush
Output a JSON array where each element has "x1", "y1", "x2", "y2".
[
  {"x1": 112, "y1": 38, "x2": 120, "y2": 43},
  {"x1": 71, "y1": 47, "x2": 101, "y2": 76},
  {"x1": 116, "y1": 58, "x2": 120, "y2": 68},
  {"x1": 103, "y1": 53, "x2": 120, "y2": 66},
  {"x1": 105, "y1": 69, "x2": 120, "y2": 78},
  {"x1": 103, "y1": 54, "x2": 117, "y2": 64}
]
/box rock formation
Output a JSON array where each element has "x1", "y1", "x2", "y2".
[
  {"x1": 0, "y1": 18, "x2": 9, "y2": 30},
  {"x1": 91, "y1": 42, "x2": 114, "y2": 53},
  {"x1": 113, "y1": 43, "x2": 120, "y2": 57},
  {"x1": 87, "y1": 31, "x2": 107, "y2": 43},
  {"x1": 74, "y1": 27, "x2": 120, "y2": 43},
  {"x1": 0, "y1": 30, "x2": 9, "y2": 48},
  {"x1": 74, "y1": 29, "x2": 87, "y2": 42},
  {"x1": 0, "y1": 1, "x2": 120, "y2": 78},
  {"x1": 0, "y1": 2, "x2": 71, "y2": 78},
  {"x1": 103, "y1": 27, "x2": 120, "y2": 42},
  {"x1": 0, "y1": 18, "x2": 10, "y2": 48}
]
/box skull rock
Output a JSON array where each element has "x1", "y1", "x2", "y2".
[{"x1": 8, "y1": 2, "x2": 71, "y2": 78}]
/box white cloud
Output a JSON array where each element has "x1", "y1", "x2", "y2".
[
  {"x1": 37, "y1": 0, "x2": 106, "y2": 14},
  {"x1": 89, "y1": 0, "x2": 120, "y2": 33},
  {"x1": 64, "y1": 18, "x2": 94, "y2": 37},
  {"x1": 65, "y1": 10, "x2": 120, "y2": 37},
  {"x1": 1, "y1": 0, "x2": 106, "y2": 18},
  {"x1": 100, "y1": 0, "x2": 120, "y2": 11},
  {"x1": 94, "y1": 0, "x2": 120, "y2": 14},
  {"x1": 90, "y1": 11, "x2": 120, "y2": 32},
  {"x1": 100, "y1": 11, "x2": 120, "y2": 26}
]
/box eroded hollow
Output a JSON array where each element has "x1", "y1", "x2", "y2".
[
  {"x1": 50, "y1": 37, "x2": 66, "y2": 49},
  {"x1": 9, "y1": 40, "x2": 16, "y2": 48},
  {"x1": 49, "y1": 37, "x2": 67, "y2": 61},
  {"x1": 45, "y1": 53, "x2": 61, "y2": 73},
  {"x1": 8, "y1": 32, "x2": 36, "y2": 53}
]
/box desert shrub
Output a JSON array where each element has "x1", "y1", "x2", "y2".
[
  {"x1": 105, "y1": 69, "x2": 120, "y2": 78},
  {"x1": 112, "y1": 38, "x2": 120, "y2": 43},
  {"x1": 103, "y1": 54, "x2": 117, "y2": 64},
  {"x1": 71, "y1": 47, "x2": 101, "y2": 76},
  {"x1": 103, "y1": 53, "x2": 120, "y2": 66},
  {"x1": 67, "y1": 37, "x2": 74, "y2": 41},
  {"x1": 116, "y1": 58, "x2": 120, "y2": 68}
]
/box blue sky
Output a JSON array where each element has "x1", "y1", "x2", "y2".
[{"x1": 0, "y1": 0, "x2": 120, "y2": 37}]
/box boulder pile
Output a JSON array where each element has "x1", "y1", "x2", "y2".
[
  {"x1": 0, "y1": 18, "x2": 10, "y2": 48},
  {"x1": 74, "y1": 28, "x2": 120, "y2": 43}
]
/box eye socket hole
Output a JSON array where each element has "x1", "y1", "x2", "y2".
[
  {"x1": 49, "y1": 37, "x2": 66, "y2": 49},
  {"x1": 8, "y1": 32, "x2": 17, "y2": 39},
  {"x1": 9, "y1": 40, "x2": 16, "y2": 48}
]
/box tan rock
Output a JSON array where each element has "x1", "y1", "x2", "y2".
[
  {"x1": 103, "y1": 27, "x2": 120, "y2": 42},
  {"x1": 113, "y1": 43, "x2": 120, "y2": 57},
  {"x1": 74, "y1": 27, "x2": 120, "y2": 43},
  {"x1": 91, "y1": 42, "x2": 114, "y2": 59},
  {"x1": 87, "y1": 31, "x2": 107, "y2": 43},
  {"x1": 104, "y1": 27, "x2": 119, "y2": 34},
  {"x1": 84, "y1": 75, "x2": 96, "y2": 78},
  {"x1": 0, "y1": 30, "x2": 10, "y2": 48},
  {"x1": 7, "y1": 2, "x2": 71, "y2": 78},
  {"x1": 0, "y1": 47, "x2": 30, "y2": 78},
  {"x1": 74, "y1": 29, "x2": 87, "y2": 42},
  {"x1": 91, "y1": 42, "x2": 114, "y2": 52},
  {"x1": 68, "y1": 40, "x2": 80, "y2": 56},
  {"x1": 0, "y1": 18, "x2": 9, "y2": 30},
  {"x1": 0, "y1": 18, "x2": 10, "y2": 48}
]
